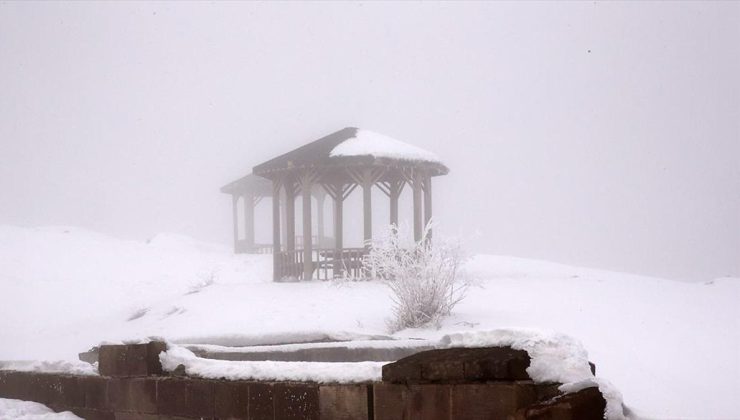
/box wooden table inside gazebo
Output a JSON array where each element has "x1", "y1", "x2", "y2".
[{"x1": 222, "y1": 127, "x2": 448, "y2": 281}]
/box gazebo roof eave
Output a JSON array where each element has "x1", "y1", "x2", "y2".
[
  {"x1": 220, "y1": 173, "x2": 273, "y2": 195},
  {"x1": 252, "y1": 156, "x2": 449, "y2": 180}
]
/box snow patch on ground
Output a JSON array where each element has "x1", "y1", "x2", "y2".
[
  {"x1": 330, "y1": 129, "x2": 442, "y2": 163},
  {"x1": 0, "y1": 398, "x2": 81, "y2": 419},
  {"x1": 160, "y1": 345, "x2": 383, "y2": 383}
]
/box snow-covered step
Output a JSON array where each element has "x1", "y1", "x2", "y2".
[{"x1": 184, "y1": 339, "x2": 437, "y2": 362}]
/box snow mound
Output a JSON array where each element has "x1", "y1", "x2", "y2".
[
  {"x1": 186, "y1": 338, "x2": 432, "y2": 354},
  {"x1": 330, "y1": 129, "x2": 441, "y2": 163},
  {"x1": 159, "y1": 345, "x2": 383, "y2": 383},
  {"x1": 172, "y1": 331, "x2": 391, "y2": 348},
  {"x1": 442, "y1": 329, "x2": 625, "y2": 420},
  {"x1": 0, "y1": 360, "x2": 97, "y2": 376},
  {"x1": 0, "y1": 398, "x2": 82, "y2": 419}
]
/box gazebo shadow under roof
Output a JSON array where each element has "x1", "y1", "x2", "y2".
[{"x1": 221, "y1": 127, "x2": 448, "y2": 281}]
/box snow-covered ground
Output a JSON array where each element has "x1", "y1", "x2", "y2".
[
  {"x1": 0, "y1": 398, "x2": 80, "y2": 420},
  {"x1": 0, "y1": 225, "x2": 738, "y2": 419}
]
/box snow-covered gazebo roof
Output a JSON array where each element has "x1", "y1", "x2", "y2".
[{"x1": 252, "y1": 127, "x2": 448, "y2": 179}]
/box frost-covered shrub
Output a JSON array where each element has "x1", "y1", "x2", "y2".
[{"x1": 365, "y1": 224, "x2": 468, "y2": 332}]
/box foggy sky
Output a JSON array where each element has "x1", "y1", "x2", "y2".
[{"x1": 1, "y1": 1, "x2": 738, "y2": 281}]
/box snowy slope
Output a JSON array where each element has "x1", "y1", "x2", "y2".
[
  {"x1": 0, "y1": 398, "x2": 81, "y2": 419},
  {"x1": 0, "y1": 225, "x2": 738, "y2": 419}
]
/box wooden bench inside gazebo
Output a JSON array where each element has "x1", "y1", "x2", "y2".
[{"x1": 221, "y1": 127, "x2": 448, "y2": 281}]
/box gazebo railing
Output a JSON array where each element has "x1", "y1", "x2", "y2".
[
  {"x1": 275, "y1": 248, "x2": 368, "y2": 281},
  {"x1": 252, "y1": 243, "x2": 274, "y2": 254},
  {"x1": 235, "y1": 241, "x2": 275, "y2": 254}
]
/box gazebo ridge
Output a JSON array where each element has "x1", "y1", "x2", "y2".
[{"x1": 221, "y1": 127, "x2": 449, "y2": 281}]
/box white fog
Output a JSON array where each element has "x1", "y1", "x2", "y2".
[{"x1": 0, "y1": 2, "x2": 738, "y2": 420}]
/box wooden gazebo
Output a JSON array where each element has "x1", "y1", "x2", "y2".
[{"x1": 222, "y1": 127, "x2": 448, "y2": 281}]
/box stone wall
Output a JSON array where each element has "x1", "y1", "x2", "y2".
[{"x1": 0, "y1": 342, "x2": 606, "y2": 419}]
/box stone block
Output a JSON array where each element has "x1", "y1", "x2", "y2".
[
  {"x1": 319, "y1": 384, "x2": 370, "y2": 420},
  {"x1": 156, "y1": 377, "x2": 190, "y2": 416},
  {"x1": 382, "y1": 347, "x2": 530, "y2": 384},
  {"x1": 422, "y1": 357, "x2": 465, "y2": 382},
  {"x1": 562, "y1": 387, "x2": 606, "y2": 420},
  {"x1": 99, "y1": 345, "x2": 128, "y2": 377},
  {"x1": 381, "y1": 358, "x2": 422, "y2": 383},
  {"x1": 450, "y1": 382, "x2": 537, "y2": 419},
  {"x1": 215, "y1": 380, "x2": 250, "y2": 418},
  {"x1": 274, "y1": 382, "x2": 320, "y2": 419},
  {"x1": 107, "y1": 377, "x2": 157, "y2": 413},
  {"x1": 106, "y1": 378, "x2": 127, "y2": 411},
  {"x1": 372, "y1": 383, "x2": 453, "y2": 420},
  {"x1": 0, "y1": 371, "x2": 33, "y2": 400},
  {"x1": 125, "y1": 343, "x2": 149, "y2": 377},
  {"x1": 0, "y1": 371, "x2": 13, "y2": 398},
  {"x1": 248, "y1": 382, "x2": 274, "y2": 420},
  {"x1": 23, "y1": 373, "x2": 52, "y2": 405},
  {"x1": 55, "y1": 375, "x2": 86, "y2": 408},
  {"x1": 31, "y1": 374, "x2": 74, "y2": 406},
  {"x1": 4, "y1": 373, "x2": 83, "y2": 408},
  {"x1": 146, "y1": 341, "x2": 167, "y2": 375},
  {"x1": 81, "y1": 375, "x2": 109, "y2": 410},
  {"x1": 156, "y1": 377, "x2": 215, "y2": 418},
  {"x1": 372, "y1": 383, "x2": 407, "y2": 420},
  {"x1": 127, "y1": 377, "x2": 158, "y2": 414},
  {"x1": 513, "y1": 386, "x2": 606, "y2": 420},
  {"x1": 463, "y1": 352, "x2": 531, "y2": 382},
  {"x1": 407, "y1": 384, "x2": 451, "y2": 420},
  {"x1": 98, "y1": 342, "x2": 166, "y2": 377},
  {"x1": 535, "y1": 382, "x2": 562, "y2": 402},
  {"x1": 373, "y1": 381, "x2": 543, "y2": 419},
  {"x1": 188, "y1": 378, "x2": 216, "y2": 418}
]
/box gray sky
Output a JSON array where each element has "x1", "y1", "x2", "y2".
[{"x1": 1, "y1": 1, "x2": 738, "y2": 281}]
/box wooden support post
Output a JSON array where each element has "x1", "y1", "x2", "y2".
[
  {"x1": 280, "y1": 190, "x2": 287, "y2": 249},
  {"x1": 316, "y1": 190, "x2": 325, "y2": 248},
  {"x1": 334, "y1": 187, "x2": 344, "y2": 252},
  {"x1": 231, "y1": 194, "x2": 239, "y2": 252},
  {"x1": 363, "y1": 177, "x2": 372, "y2": 246},
  {"x1": 272, "y1": 180, "x2": 282, "y2": 281},
  {"x1": 286, "y1": 180, "x2": 296, "y2": 252},
  {"x1": 301, "y1": 174, "x2": 313, "y2": 280},
  {"x1": 390, "y1": 180, "x2": 401, "y2": 228},
  {"x1": 334, "y1": 184, "x2": 344, "y2": 277},
  {"x1": 423, "y1": 175, "x2": 432, "y2": 240},
  {"x1": 412, "y1": 171, "x2": 423, "y2": 242},
  {"x1": 244, "y1": 192, "x2": 255, "y2": 251}
]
